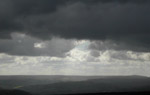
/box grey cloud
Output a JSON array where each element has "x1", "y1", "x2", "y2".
[
  {"x1": 0, "y1": 0, "x2": 150, "y2": 52},
  {"x1": 89, "y1": 40, "x2": 150, "y2": 52},
  {"x1": 90, "y1": 50, "x2": 100, "y2": 57},
  {"x1": 0, "y1": 54, "x2": 15, "y2": 64},
  {"x1": 0, "y1": 33, "x2": 75, "y2": 56}
]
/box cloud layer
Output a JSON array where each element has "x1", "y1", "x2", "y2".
[
  {"x1": 0, "y1": 0, "x2": 150, "y2": 52},
  {"x1": 0, "y1": 0, "x2": 150, "y2": 75},
  {"x1": 0, "y1": 47, "x2": 150, "y2": 76}
]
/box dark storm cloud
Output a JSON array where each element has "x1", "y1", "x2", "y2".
[
  {"x1": 0, "y1": 0, "x2": 68, "y2": 38},
  {"x1": 0, "y1": 0, "x2": 150, "y2": 52}
]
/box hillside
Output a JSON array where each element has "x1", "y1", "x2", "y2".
[
  {"x1": 0, "y1": 88, "x2": 32, "y2": 95},
  {"x1": 0, "y1": 75, "x2": 103, "y2": 89},
  {"x1": 18, "y1": 76, "x2": 150, "y2": 95}
]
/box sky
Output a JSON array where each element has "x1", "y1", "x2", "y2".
[{"x1": 0, "y1": 0, "x2": 150, "y2": 76}]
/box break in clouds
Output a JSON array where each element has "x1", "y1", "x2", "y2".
[{"x1": 0, "y1": 0, "x2": 150, "y2": 76}]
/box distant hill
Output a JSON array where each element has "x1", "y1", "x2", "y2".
[
  {"x1": 17, "y1": 76, "x2": 150, "y2": 95},
  {"x1": 1, "y1": 75, "x2": 150, "y2": 95},
  {"x1": 0, "y1": 75, "x2": 103, "y2": 89}
]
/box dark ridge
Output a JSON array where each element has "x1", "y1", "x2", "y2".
[
  {"x1": 0, "y1": 89, "x2": 32, "y2": 95},
  {"x1": 62, "y1": 92, "x2": 150, "y2": 95}
]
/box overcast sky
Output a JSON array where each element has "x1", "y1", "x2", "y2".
[{"x1": 0, "y1": 0, "x2": 150, "y2": 76}]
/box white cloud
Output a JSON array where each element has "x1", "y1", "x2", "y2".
[{"x1": 0, "y1": 39, "x2": 150, "y2": 76}]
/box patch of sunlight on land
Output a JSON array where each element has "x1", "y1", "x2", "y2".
[{"x1": 14, "y1": 86, "x2": 23, "y2": 89}]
